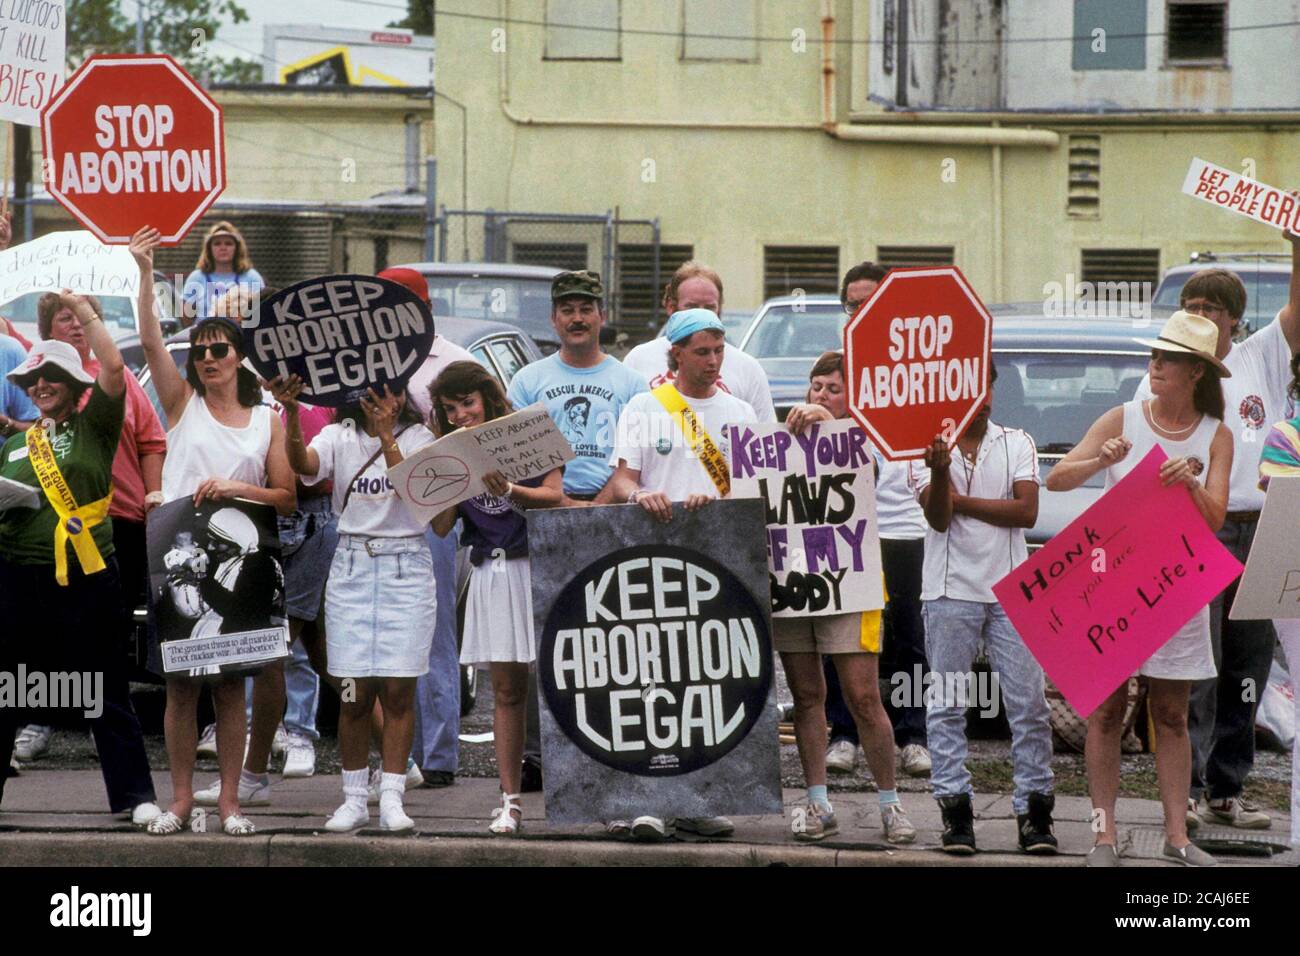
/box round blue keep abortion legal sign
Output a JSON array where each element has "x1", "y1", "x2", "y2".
[{"x1": 241, "y1": 274, "x2": 434, "y2": 407}]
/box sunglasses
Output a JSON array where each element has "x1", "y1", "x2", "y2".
[{"x1": 192, "y1": 342, "x2": 233, "y2": 361}]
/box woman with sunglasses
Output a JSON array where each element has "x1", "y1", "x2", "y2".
[
  {"x1": 1047, "y1": 311, "x2": 1232, "y2": 868},
  {"x1": 134, "y1": 226, "x2": 296, "y2": 837},
  {"x1": 0, "y1": 295, "x2": 159, "y2": 825}
]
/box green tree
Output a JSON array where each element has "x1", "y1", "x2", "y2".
[
  {"x1": 387, "y1": 0, "x2": 433, "y2": 35},
  {"x1": 65, "y1": 0, "x2": 256, "y2": 80}
]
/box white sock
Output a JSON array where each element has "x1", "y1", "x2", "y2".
[
  {"x1": 379, "y1": 772, "x2": 406, "y2": 803},
  {"x1": 342, "y1": 768, "x2": 369, "y2": 807}
]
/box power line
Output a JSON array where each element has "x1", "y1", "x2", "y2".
[{"x1": 425, "y1": 4, "x2": 1300, "y2": 46}]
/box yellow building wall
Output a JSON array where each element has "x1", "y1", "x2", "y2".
[{"x1": 434, "y1": 0, "x2": 1298, "y2": 311}]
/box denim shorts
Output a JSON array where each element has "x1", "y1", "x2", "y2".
[
  {"x1": 278, "y1": 497, "x2": 339, "y2": 621},
  {"x1": 324, "y1": 534, "x2": 437, "y2": 679}
]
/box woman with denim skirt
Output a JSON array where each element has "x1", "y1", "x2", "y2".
[
  {"x1": 272, "y1": 375, "x2": 436, "y2": 832},
  {"x1": 428, "y1": 361, "x2": 563, "y2": 834}
]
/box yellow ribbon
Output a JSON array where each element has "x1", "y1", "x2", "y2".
[
  {"x1": 25, "y1": 424, "x2": 113, "y2": 586},
  {"x1": 650, "y1": 382, "x2": 731, "y2": 497}
]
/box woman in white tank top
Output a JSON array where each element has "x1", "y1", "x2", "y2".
[
  {"x1": 1048, "y1": 311, "x2": 1233, "y2": 867},
  {"x1": 132, "y1": 227, "x2": 296, "y2": 838}
]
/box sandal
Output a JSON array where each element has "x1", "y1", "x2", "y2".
[
  {"x1": 146, "y1": 811, "x2": 186, "y2": 836},
  {"x1": 222, "y1": 813, "x2": 257, "y2": 836},
  {"x1": 488, "y1": 792, "x2": 522, "y2": 835}
]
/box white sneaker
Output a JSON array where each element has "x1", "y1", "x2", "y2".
[
  {"x1": 270, "y1": 723, "x2": 290, "y2": 758},
  {"x1": 605, "y1": 820, "x2": 632, "y2": 837},
  {"x1": 406, "y1": 761, "x2": 425, "y2": 789},
  {"x1": 8, "y1": 753, "x2": 20, "y2": 775},
  {"x1": 825, "y1": 739, "x2": 858, "y2": 774},
  {"x1": 14, "y1": 725, "x2": 51, "y2": 761},
  {"x1": 195, "y1": 723, "x2": 218, "y2": 758},
  {"x1": 675, "y1": 815, "x2": 735, "y2": 837},
  {"x1": 379, "y1": 792, "x2": 415, "y2": 832},
  {"x1": 281, "y1": 734, "x2": 316, "y2": 778},
  {"x1": 194, "y1": 774, "x2": 272, "y2": 806},
  {"x1": 130, "y1": 802, "x2": 163, "y2": 826},
  {"x1": 324, "y1": 800, "x2": 370, "y2": 832},
  {"x1": 899, "y1": 744, "x2": 932, "y2": 777},
  {"x1": 631, "y1": 815, "x2": 671, "y2": 842}
]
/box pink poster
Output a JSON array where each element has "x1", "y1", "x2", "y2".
[{"x1": 992, "y1": 447, "x2": 1243, "y2": 718}]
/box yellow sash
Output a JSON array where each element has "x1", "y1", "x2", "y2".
[
  {"x1": 650, "y1": 383, "x2": 731, "y2": 497},
  {"x1": 25, "y1": 424, "x2": 112, "y2": 586}
]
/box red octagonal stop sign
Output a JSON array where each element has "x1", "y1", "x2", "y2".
[
  {"x1": 844, "y1": 266, "x2": 992, "y2": 461},
  {"x1": 41, "y1": 54, "x2": 225, "y2": 245}
]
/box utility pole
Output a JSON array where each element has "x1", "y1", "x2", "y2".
[{"x1": 136, "y1": 1, "x2": 146, "y2": 53}]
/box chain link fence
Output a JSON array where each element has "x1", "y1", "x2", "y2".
[{"x1": 436, "y1": 208, "x2": 661, "y2": 331}]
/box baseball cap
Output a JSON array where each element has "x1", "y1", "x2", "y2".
[
  {"x1": 551, "y1": 270, "x2": 604, "y2": 302},
  {"x1": 6, "y1": 339, "x2": 94, "y2": 386},
  {"x1": 377, "y1": 267, "x2": 431, "y2": 306}
]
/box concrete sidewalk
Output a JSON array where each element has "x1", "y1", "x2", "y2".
[{"x1": 1, "y1": 769, "x2": 1294, "y2": 866}]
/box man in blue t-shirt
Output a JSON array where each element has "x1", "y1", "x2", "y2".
[{"x1": 507, "y1": 271, "x2": 647, "y2": 504}]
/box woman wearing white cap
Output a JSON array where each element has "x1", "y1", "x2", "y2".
[
  {"x1": 1048, "y1": 311, "x2": 1233, "y2": 867},
  {"x1": 0, "y1": 293, "x2": 160, "y2": 826},
  {"x1": 133, "y1": 226, "x2": 296, "y2": 837}
]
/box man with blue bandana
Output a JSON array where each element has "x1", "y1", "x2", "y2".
[{"x1": 606, "y1": 307, "x2": 757, "y2": 842}]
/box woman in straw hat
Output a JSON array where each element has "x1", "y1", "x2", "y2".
[{"x1": 1048, "y1": 310, "x2": 1233, "y2": 868}]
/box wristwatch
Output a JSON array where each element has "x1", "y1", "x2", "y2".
[{"x1": 627, "y1": 489, "x2": 645, "y2": 505}]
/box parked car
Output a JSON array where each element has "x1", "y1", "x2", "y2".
[
  {"x1": 132, "y1": 316, "x2": 544, "y2": 716},
  {"x1": 739, "y1": 294, "x2": 1174, "y2": 550},
  {"x1": 1154, "y1": 251, "x2": 1291, "y2": 337},
  {"x1": 5, "y1": 282, "x2": 180, "y2": 356}
]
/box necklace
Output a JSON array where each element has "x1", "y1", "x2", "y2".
[{"x1": 1147, "y1": 401, "x2": 1198, "y2": 435}]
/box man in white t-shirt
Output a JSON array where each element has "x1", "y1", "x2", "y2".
[
  {"x1": 1135, "y1": 236, "x2": 1300, "y2": 830},
  {"x1": 909, "y1": 364, "x2": 1057, "y2": 856},
  {"x1": 607, "y1": 308, "x2": 757, "y2": 842},
  {"x1": 622, "y1": 259, "x2": 776, "y2": 422}
]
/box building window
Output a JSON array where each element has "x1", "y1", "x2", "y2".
[
  {"x1": 617, "y1": 243, "x2": 695, "y2": 327},
  {"x1": 1166, "y1": 1, "x2": 1227, "y2": 65},
  {"x1": 1067, "y1": 135, "x2": 1101, "y2": 219},
  {"x1": 1080, "y1": 249, "x2": 1161, "y2": 300},
  {"x1": 875, "y1": 245, "x2": 956, "y2": 269},
  {"x1": 763, "y1": 245, "x2": 840, "y2": 301},
  {"x1": 546, "y1": 0, "x2": 621, "y2": 60},
  {"x1": 682, "y1": 0, "x2": 758, "y2": 62},
  {"x1": 1072, "y1": 0, "x2": 1147, "y2": 71}
]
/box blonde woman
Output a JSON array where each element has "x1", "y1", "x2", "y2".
[{"x1": 181, "y1": 221, "x2": 264, "y2": 324}]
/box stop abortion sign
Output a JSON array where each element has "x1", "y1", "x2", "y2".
[
  {"x1": 843, "y1": 267, "x2": 992, "y2": 461},
  {"x1": 40, "y1": 54, "x2": 225, "y2": 245}
]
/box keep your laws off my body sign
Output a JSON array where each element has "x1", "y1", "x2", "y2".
[
  {"x1": 243, "y1": 275, "x2": 435, "y2": 408},
  {"x1": 728, "y1": 419, "x2": 884, "y2": 617},
  {"x1": 992, "y1": 447, "x2": 1242, "y2": 717}
]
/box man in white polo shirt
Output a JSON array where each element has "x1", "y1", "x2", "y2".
[
  {"x1": 607, "y1": 307, "x2": 757, "y2": 842},
  {"x1": 911, "y1": 363, "x2": 1057, "y2": 856},
  {"x1": 1135, "y1": 233, "x2": 1300, "y2": 830},
  {"x1": 622, "y1": 259, "x2": 776, "y2": 422}
]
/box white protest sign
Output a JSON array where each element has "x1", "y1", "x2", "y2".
[
  {"x1": 161, "y1": 626, "x2": 289, "y2": 673},
  {"x1": 1231, "y1": 475, "x2": 1300, "y2": 620},
  {"x1": 728, "y1": 419, "x2": 885, "y2": 617},
  {"x1": 0, "y1": 2, "x2": 65, "y2": 127},
  {"x1": 0, "y1": 230, "x2": 139, "y2": 308},
  {"x1": 390, "y1": 403, "x2": 575, "y2": 519},
  {"x1": 1182, "y1": 158, "x2": 1300, "y2": 234},
  {"x1": 0, "y1": 474, "x2": 40, "y2": 511}
]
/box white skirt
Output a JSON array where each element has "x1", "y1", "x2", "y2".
[
  {"x1": 1138, "y1": 605, "x2": 1216, "y2": 681},
  {"x1": 460, "y1": 557, "x2": 536, "y2": 666}
]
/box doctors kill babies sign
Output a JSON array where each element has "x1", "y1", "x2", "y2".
[
  {"x1": 41, "y1": 54, "x2": 225, "y2": 244},
  {"x1": 729, "y1": 419, "x2": 884, "y2": 617},
  {"x1": 528, "y1": 500, "x2": 782, "y2": 823},
  {"x1": 243, "y1": 274, "x2": 435, "y2": 407}
]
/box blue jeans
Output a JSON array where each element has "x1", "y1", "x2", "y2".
[
  {"x1": 410, "y1": 525, "x2": 461, "y2": 773},
  {"x1": 922, "y1": 597, "x2": 1053, "y2": 814},
  {"x1": 246, "y1": 641, "x2": 320, "y2": 740}
]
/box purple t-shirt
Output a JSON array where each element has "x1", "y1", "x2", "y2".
[{"x1": 456, "y1": 474, "x2": 544, "y2": 565}]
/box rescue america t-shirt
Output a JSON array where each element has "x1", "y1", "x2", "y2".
[{"x1": 507, "y1": 353, "x2": 648, "y2": 496}]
